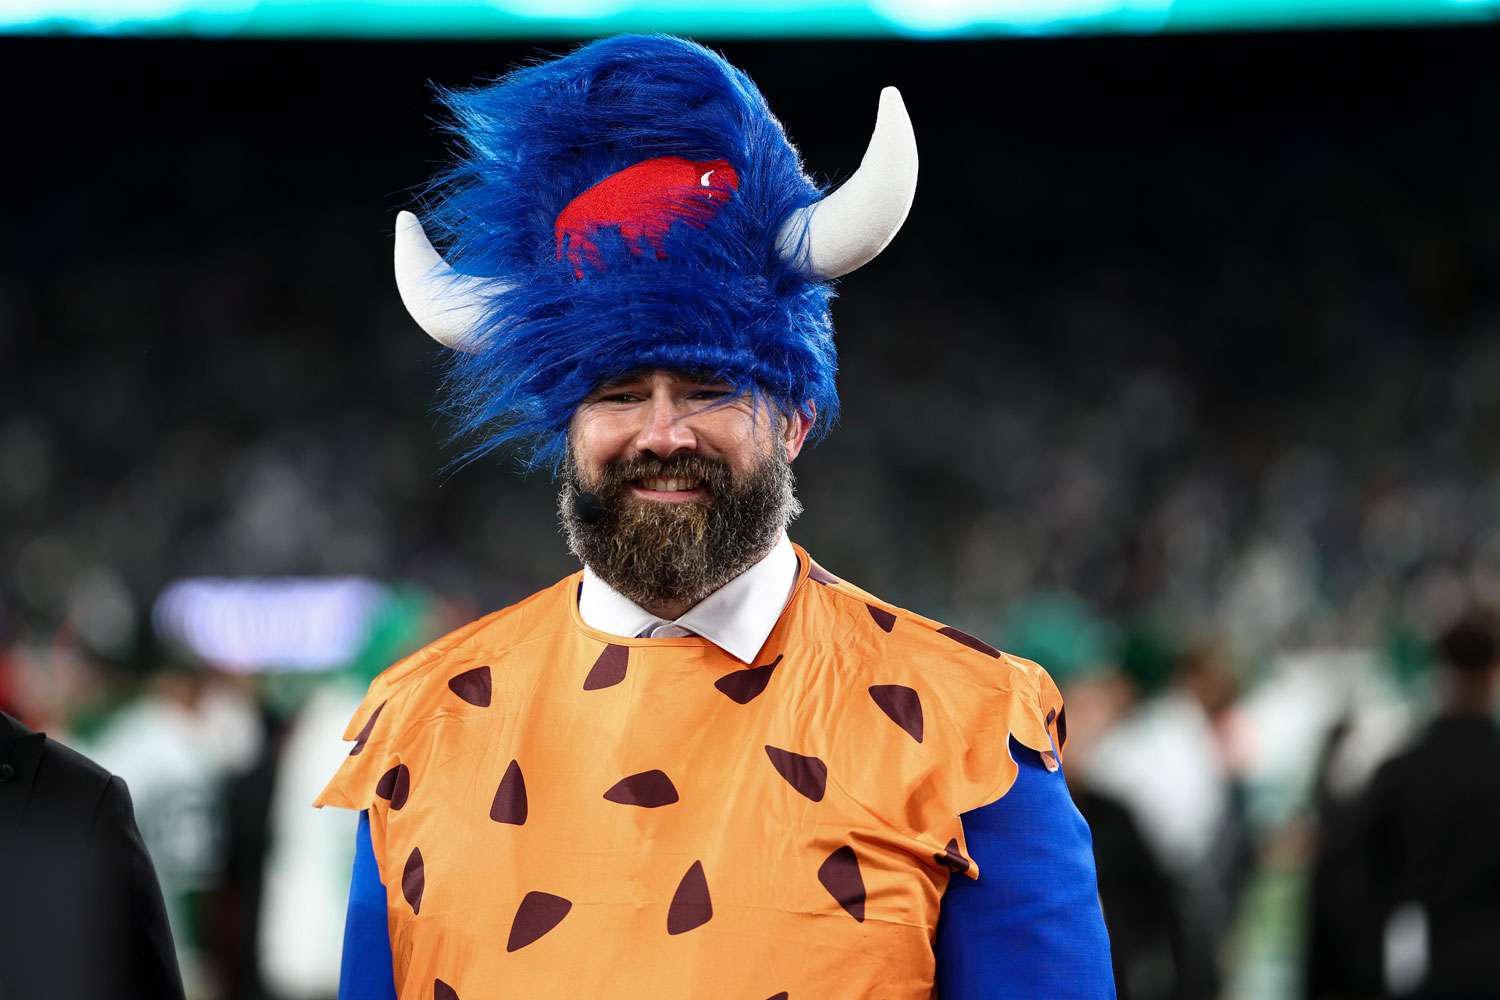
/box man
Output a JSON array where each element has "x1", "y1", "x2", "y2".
[
  {"x1": 0, "y1": 710, "x2": 186, "y2": 1000},
  {"x1": 318, "y1": 35, "x2": 1114, "y2": 998},
  {"x1": 1353, "y1": 613, "x2": 1500, "y2": 999}
]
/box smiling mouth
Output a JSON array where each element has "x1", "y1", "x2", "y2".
[{"x1": 631, "y1": 476, "x2": 709, "y2": 500}]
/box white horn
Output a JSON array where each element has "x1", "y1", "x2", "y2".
[
  {"x1": 394, "y1": 210, "x2": 508, "y2": 352},
  {"x1": 777, "y1": 87, "x2": 918, "y2": 279}
]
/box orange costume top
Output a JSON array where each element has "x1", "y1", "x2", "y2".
[{"x1": 317, "y1": 546, "x2": 1105, "y2": 998}]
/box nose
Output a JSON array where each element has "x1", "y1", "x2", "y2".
[{"x1": 631, "y1": 392, "x2": 698, "y2": 459}]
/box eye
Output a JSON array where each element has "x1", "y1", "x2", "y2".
[{"x1": 690, "y1": 389, "x2": 732, "y2": 401}]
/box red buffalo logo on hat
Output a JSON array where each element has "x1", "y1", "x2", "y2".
[{"x1": 554, "y1": 156, "x2": 739, "y2": 276}]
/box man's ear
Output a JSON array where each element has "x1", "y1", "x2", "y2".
[{"x1": 783, "y1": 402, "x2": 815, "y2": 462}]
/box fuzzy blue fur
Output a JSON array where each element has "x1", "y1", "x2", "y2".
[{"x1": 420, "y1": 34, "x2": 838, "y2": 470}]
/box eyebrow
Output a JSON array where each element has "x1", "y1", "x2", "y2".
[{"x1": 592, "y1": 370, "x2": 651, "y2": 391}]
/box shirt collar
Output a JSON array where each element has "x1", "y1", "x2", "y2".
[{"x1": 578, "y1": 532, "x2": 798, "y2": 664}]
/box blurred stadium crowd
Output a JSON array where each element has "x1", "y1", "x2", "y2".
[{"x1": 2, "y1": 26, "x2": 1498, "y2": 1000}]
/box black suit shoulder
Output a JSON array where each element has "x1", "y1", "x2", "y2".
[
  {"x1": 28, "y1": 727, "x2": 117, "y2": 814},
  {"x1": 0, "y1": 713, "x2": 187, "y2": 1000}
]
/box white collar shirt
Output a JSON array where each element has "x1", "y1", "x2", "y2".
[{"x1": 577, "y1": 531, "x2": 798, "y2": 664}]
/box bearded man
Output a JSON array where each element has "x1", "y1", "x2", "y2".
[{"x1": 319, "y1": 35, "x2": 1115, "y2": 1000}]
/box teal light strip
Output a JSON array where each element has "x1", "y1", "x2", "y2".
[{"x1": 2, "y1": 0, "x2": 1496, "y2": 38}]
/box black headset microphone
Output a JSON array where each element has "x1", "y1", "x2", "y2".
[{"x1": 571, "y1": 489, "x2": 608, "y2": 525}]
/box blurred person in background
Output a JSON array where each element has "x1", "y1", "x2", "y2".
[
  {"x1": 1069, "y1": 676, "x2": 1187, "y2": 1000},
  {"x1": 315, "y1": 35, "x2": 1112, "y2": 1000},
  {"x1": 1085, "y1": 630, "x2": 1251, "y2": 999},
  {"x1": 0, "y1": 708, "x2": 186, "y2": 999},
  {"x1": 1302, "y1": 644, "x2": 1423, "y2": 1000},
  {"x1": 222, "y1": 586, "x2": 448, "y2": 1000},
  {"x1": 1350, "y1": 612, "x2": 1500, "y2": 1000},
  {"x1": 83, "y1": 634, "x2": 264, "y2": 997}
]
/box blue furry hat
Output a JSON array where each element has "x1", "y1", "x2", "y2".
[{"x1": 417, "y1": 35, "x2": 836, "y2": 470}]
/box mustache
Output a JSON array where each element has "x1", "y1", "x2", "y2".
[{"x1": 587, "y1": 453, "x2": 734, "y2": 497}]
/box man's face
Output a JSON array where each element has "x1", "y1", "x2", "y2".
[{"x1": 559, "y1": 369, "x2": 813, "y2": 612}]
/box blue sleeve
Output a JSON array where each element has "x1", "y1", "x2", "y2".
[
  {"x1": 339, "y1": 810, "x2": 398, "y2": 1000},
  {"x1": 934, "y1": 737, "x2": 1116, "y2": 999}
]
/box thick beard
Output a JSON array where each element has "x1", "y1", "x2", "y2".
[{"x1": 558, "y1": 445, "x2": 802, "y2": 612}]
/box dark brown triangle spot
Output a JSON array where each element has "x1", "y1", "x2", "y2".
[
  {"x1": 375, "y1": 764, "x2": 411, "y2": 811},
  {"x1": 869, "y1": 684, "x2": 924, "y2": 743},
  {"x1": 937, "y1": 625, "x2": 1001, "y2": 658},
  {"x1": 583, "y1": 644, "x2": 629, "y2": 690},
  {"x1": 490, "y1": 760, "x2": 527, "y2": 824},
  {"x1": 767, "y1": 994, "x2": 789, "y2": 1000},
  {"x1": 667, "y1": 860, "x2": 713, "y2": 935},
  {"x1": 764, "y1": 746, "x2": 827, "y2": 802},
  {"x1": 866, "y1": 605, "x2": 896, "y2": 633},
  {"x1": 808, "y1": 564, "x2": 840, "y2": 586},
  {"x1": 402, "y1": 846, "x2": 424, "y2": 914},
  {"x1": 714, "y1": 654, "x2": 782, "y2": 704},
  {"x1": 350, "y1": 701, "x2": 386, "y2": 756},
  {"x1": 1056, "y1": 706, "x2": 1069, "y2": 749},
  {"x1": 447, "y1": 665, "x2": 492, "y2": 707},
  {"x1": 434, "y1": 980, "x2": 459, "y2": 1000},
  {"x1": 818, "y1": 845, "x2": 866, "y2": 922},
  {"x1": 507, "y1": 891, "x2": 572, "y2": 951},
  {"x1": 935, "y1": 838, "x2": 971, "y2": 874},
  {"x1": 603, "y1": 769, "x2": 679, "y2": 808}
]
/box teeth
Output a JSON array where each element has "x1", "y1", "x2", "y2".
[{"x1": 641, "y1": 477, "x2": 700, "y2": 492}]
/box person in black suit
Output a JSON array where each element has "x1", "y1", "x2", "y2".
[
  {"x1": 1355, "y1": 614, "x2": 1500, "y2": 999},
  {"x1": 0, "y1": 710, "x2": 186, "y2": 1000}
]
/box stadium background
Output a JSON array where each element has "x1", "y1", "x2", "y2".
[{"x1": 1, "y1": 14, "x2": 1498, "y2": 1000}]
